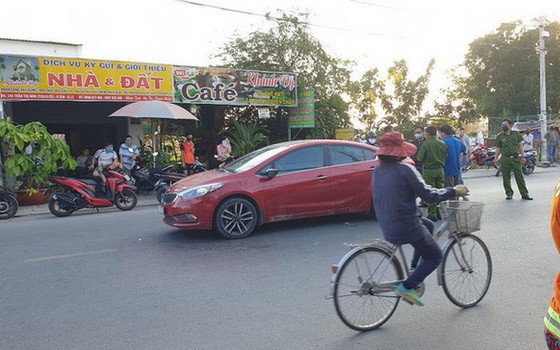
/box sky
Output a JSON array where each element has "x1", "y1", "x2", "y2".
[{"x1": 1, "y1": 0, "x2": 559, "y2": 123}]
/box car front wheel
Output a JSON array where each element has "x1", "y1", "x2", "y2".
[{"x1": 214, "y1": 197, "x2": 258, "y2": 239}]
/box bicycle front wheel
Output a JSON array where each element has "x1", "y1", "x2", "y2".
[
  {"x1": 441, "y1": 234, "x2": 492, "y2": 308},
  {"x1": 333, "y1": 246, "x2": 403, "y2": 331}
]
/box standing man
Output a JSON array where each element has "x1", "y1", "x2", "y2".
[
  {"x1": 119, "y1": 135, "x2": 139, "y2": 174},
  {"x1": 181, "y1": 134, "x2": 196, "y2": 175},
  {"x1": 522, "y1": 130, "x2": 534, "y2": 152},
  {"x1": 410, "y1": 126, "x2": 426, "y2": 174},
  {"x1": 458, "y1": 128, "x2": 471, "y2": 170},
  {"x1": 440, "y1": 125, "x2": 466, "y2": 188},
  {"x1": 494, "y1": 118, "x2": 533, "y2": 200},
  {"x1": 546, "y1": 126, "x2": 560, "y2": 166},
  {"x1": 417, "y1": 125, "x2": 447, "y2": 221}
]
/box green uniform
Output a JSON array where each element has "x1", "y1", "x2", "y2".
[
  {"x1": 418, "y1": 138, "x2": 447, "y2": 219},
  {"x1": 495, "y1": 131, "x2": 529, "y2": 197}
]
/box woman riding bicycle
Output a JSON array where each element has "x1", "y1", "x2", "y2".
[{"x1": 373, "y1": 131, "x2": 469, "y2": 306}]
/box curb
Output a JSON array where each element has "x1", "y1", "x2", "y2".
[{"x1": 13, "y1": 194, "x2": 159, "y2": 218}]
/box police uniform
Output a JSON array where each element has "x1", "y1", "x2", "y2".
[
  {"x1": 417, "y1": 137, "x2": 447, "y2": 220},
  {"x1": 495, "y1": 131, "x2": 529, "y2": 198}
]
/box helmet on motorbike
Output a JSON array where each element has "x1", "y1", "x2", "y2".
[{"x1": 366, "y1": 131, "x2": 376, "y2": 139}]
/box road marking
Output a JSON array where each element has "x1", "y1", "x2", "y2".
[{"x1": 24, "y1": 249, "x2": 117, "y2": 263}]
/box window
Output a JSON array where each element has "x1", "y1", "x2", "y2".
[
  {"x1": 269, "y1": 146, "x2": 325, "y2": 174},
  {"x1": 330, "y1": 145, "x2": 367, "y2": 165}
]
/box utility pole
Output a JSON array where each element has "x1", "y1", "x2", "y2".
[{"x1": 539, "y1": 19, "x2": 550, "y2": 166}]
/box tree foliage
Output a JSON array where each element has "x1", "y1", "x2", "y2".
[
  {"x1": 214, "y1": 11, "x2": 353, "y2": 139},
  {"x1": 350, "y1": 59, "x2": 435, "y2": 131},
  {"x1": 447, "y1": 20, "x2": 560, "y2": 121}
]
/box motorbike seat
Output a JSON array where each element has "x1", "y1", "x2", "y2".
[{"x1": 77, "y1": 178, "x2": 100, "y2": 187}]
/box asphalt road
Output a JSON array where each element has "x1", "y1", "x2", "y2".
[{"x1": 1, "y1": 167, "x2": 559, "y2": 350}]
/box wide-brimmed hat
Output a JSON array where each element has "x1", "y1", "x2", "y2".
[{"x1": 377, "y1": 131, "x2": 417, "y2": 157}]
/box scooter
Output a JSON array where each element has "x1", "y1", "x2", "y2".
[
  {"x1": 48, "y1": 169, "x2": 137, "y2": 217},
  {"x1": 465, "y1": 143, "x2": 497, "y2": 171},
  {"x1": 522, "y1": 149, "x2": 537, "y2": 175},
  {"x1": 154, "y1": 172, "x2": 186, "y2": 203},
  {"x1": 0, "y1": 189, "x2": 18, "y2": 220}
]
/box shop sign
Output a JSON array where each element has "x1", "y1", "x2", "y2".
[
  {"x1": 172, "y1": 66, "x2": 296, "y2": 106},
  {"x1": 335, "y1": 128, "x2": 355, "y2": 140},
  {"x1": 0, "y1": 55, "x2": 172, "y2": 101},
  {"x1": 288, "y1": 89, "x2": 315, "y2": 128}
]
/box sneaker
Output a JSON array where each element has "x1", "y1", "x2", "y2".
[{"x1": 395, "y1": 283, "x2": 425, "y2": 306}]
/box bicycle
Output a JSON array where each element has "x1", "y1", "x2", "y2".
[{"x1": 329, "y1": 200, "x2": 492, "y2": 332}]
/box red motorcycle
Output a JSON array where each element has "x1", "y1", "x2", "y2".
[{"x1": 48, "y1": 170, "x2": 137, "y2": 217}]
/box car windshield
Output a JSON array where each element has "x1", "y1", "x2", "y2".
[{"x1": 223, "y1": 145, "x2": 289, "y2": 173}]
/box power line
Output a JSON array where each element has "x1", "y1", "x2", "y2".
[
  {"x1": 174, "y1": 0, "x2": 400, "y2": 38},
  {"x1": 348, "y1": 0, "x2": 417, "y2": 13}
]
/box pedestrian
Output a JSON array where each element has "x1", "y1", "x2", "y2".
[
  {"x1": 372, "y1": 131, "x2": 469, "y2": 306},
  {"x1": 494, "y1": 118, "x2": 533, "y2": 200},
  {"x1": 119, "y1": 135, "x2": 139, "y2": 174},
  {"x1": 216, "y1": 136, "x2": 232, "y2": 163},
  {"x1": 533, "y1": 129, "x2": 542, "y2": 161},
  {"x1": 410, "y1": 126, "x2": 426, "y2": 174},
  {"x1": 458, "y1": 128, "x2": 471, "y2": 171},
  {"x1": 417, "y1": 125, "x2": 447, "y2": 221},
  {"x1": 522, "y1": 130, "x2": 534, "y2": 152},
  {"x1": 439, "y1": 125, "x2": 466, "y2": 189},
  {"x1": 545, "y1": 126, "x2": 560, "y2": 166},
  {"x1": 544, "y1": 179, "x2": 560, "y2": 349},
  {"x1": 181, "y1": 134, "x2": 196, "y2": 175},
  {"x1": 365, "y1": 131, "x2": 378, "y2": 147},
  {"x1": 76, "y1": 148, "x2": 90, "y2": 168}
]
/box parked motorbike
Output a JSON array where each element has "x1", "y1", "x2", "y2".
[
  {"x1": 48, "y1": 169, "x2": 137, "y2": 217},
  {"x1": 522, "y1": 149, "x2": 537, "y2": 175},
  {"x1": 465, "y1": 143, "x2": 497, "y2": 171},
  {"x1": 0, "y1": 189, "x2": 18, "y2": 220},
  {"x1": 154, "y1": 172, "x2": 186, "y2": 203}
]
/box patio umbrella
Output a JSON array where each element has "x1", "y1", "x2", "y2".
[{"x1": 109, "y1": 100, "x2": 198, "y2": 120}]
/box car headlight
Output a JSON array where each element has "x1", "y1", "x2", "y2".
[{"x1": 178, "y1": 183, "x2": 223, "y2": 200}]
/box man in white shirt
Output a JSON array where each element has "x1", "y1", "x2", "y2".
[
  {"x1": 93, "y1": 143, "x2": 118, "y2": 187},
  {"x1": 522, "y1": 130, "x2": 534, "y2": 152}
]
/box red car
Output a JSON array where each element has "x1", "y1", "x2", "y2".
[{"x1": 160, "y1": 139, "x2": 378, "y2": 239}]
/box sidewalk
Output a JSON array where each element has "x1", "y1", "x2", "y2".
[{"x1": 15, "y1": 193, "x2": 160, "y2": 218}]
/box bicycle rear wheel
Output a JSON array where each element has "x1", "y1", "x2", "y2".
[
  {"x1": 333, "y1": 246, "x2": 403, "y2": 331},
  {"x1": 441, "y1": 234, "x2": 492, "y2": 308}
]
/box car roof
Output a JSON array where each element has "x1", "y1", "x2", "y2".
[{"x1": 271, "y1": 139, "x2": 377, "y2": 150}]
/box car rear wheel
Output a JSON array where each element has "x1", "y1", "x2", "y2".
[{"x1": 214, "y1": 197, "x2": 258, "y2": 239}]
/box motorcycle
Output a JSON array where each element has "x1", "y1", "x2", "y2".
[
  {"x1": 0, "y1": 189, "x2": 18, "y2": 220},
  {"x1": 48, "y1": 169, "x2": 137, "y2": 217},
  {"x1": 154, "y1": 172, "x2": 186, "y2": 203},
  {"x1": 522, "y1": 149, "x2": 537, "y2": 175},
  {"x1": 465, "y1": 143, "x2": 497, "y2": 171}
]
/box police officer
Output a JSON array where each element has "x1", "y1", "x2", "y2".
[{"x1": 494, "y1": 118, "x2": 533, "y2": 200}]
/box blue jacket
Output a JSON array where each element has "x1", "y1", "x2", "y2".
[
  {"x1": 373, "y1": 162, "x2": 456, "y2": 245},
  {"x1": 443, "y1": 136, "x2": 466, "y2": 176}
]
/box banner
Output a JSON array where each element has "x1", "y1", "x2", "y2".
[
  {"x1": 335, "y1": 128, "x2": 355, "y2": 140},
  {"x1": 0, "y1": 54, "x2": 297, "y2": 106},
  {"x1": 172, "y1": 66, "x2": 296, "y2": 106},
  {"x1": 0, "y1": 55, "x2": 172, "y2": 101},
  {"x1": 288, "y1": 89, "x2": 315, "y2": 128}
]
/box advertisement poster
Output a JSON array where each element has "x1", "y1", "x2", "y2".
[
  {"x1": 172, "y1": 66, "x2": 297, "y2": 106},
  {"x1": 0, "y1": 55, "x2": 173, "y2": 101},
  {"x1": 288, "y1": 88, "x2": 315, "y2": 128}
]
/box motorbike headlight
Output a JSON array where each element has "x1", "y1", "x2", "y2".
[{"x1": 178, "y1": 183, "x2": 223, "y2": 200}]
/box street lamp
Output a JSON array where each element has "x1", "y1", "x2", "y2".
[{"x1": 539, "y1": 22, "x2": 550, "y2": 166}]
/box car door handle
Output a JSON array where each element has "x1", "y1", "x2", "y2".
[
  {"x1": 369, "y1": 166, "x2": 375, "y2": 171},
  {"x1": 316, "y1": 175, "x2": 327, "y2": 180}
]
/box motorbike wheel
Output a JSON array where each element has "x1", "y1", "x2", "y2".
[
  {"x1": 0, "y1": 193, "x2": 18, "y2": 220},
  {"x1": 523, "y1": 162, "x2": 535, "y2": 175},
  {"x1": 465, "y1": 159, "x2": 476, "y2": 172},
  {"x1": 48, "y1": 197, "x2": 75, "y2": 217},
  {"x1": 115, "y1": 189, "x2": 138, "y2": 211},
  {"x1": 156, "y1": 187, "x2": 167, "y2": 204}
]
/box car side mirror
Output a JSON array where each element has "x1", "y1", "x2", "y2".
[{"x1": 266, "y1": 168, "x2": 279, "y2": 179}]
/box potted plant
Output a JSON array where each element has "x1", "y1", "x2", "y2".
[{"x1": 0, "y1": 118, "x2": 77, "y2": 205}]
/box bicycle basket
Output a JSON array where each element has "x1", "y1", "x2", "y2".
[{"x1": 440, "y1": 201, "x2": 484, "y2": 234}]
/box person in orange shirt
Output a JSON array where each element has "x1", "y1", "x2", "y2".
[
  {"x1": 181, "y1": 134, "x2": 195, "y2": 175},
  {"x1": 545, "y1": 179, "x2": 560, "y2": 349}
]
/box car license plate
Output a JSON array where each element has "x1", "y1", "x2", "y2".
[{"x1": 158, "y1": 205, "x2": 164, "y2": 214}]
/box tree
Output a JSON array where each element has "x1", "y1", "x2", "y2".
[
  {"x1": 350, "y1": 59, "x2": 435, "y2": 131},
  {"x1": 214, "y1": 11, "x2": 353, "y2": 139},
  {"x1": 447, "y1": 20, "x2": 560, "y2": 121}
]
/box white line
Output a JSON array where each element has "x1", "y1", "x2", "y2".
[{"x1": 24, "y1": 249, "x2": 117, "y2": 263}]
